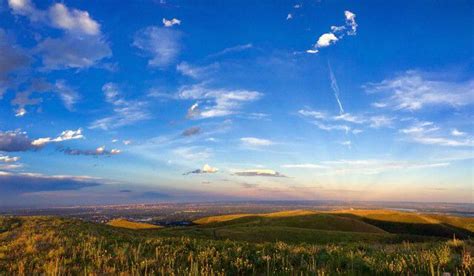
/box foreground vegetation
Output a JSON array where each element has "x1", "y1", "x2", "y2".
[{"x1": 0, "y1": 210, "x2": 473, "y2": 275}]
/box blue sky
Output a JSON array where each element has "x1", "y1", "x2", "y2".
[{"x1": 0, "y1": 0, "x2": 472, "y2": 206}]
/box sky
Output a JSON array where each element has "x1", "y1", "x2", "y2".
[{"x1": 0, "y1": 0, "x2": 473, "y2": 207}]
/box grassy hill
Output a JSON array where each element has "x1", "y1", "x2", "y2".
[
  {"x1": 0, "y1": 215, "x2": 472, "y2": 274},
  {"x1": 107, "y1": 218, "x2": 162, "y2": 229},
  {"x1": 193, "y1": 209, "x2": 473, "y2": 241}
]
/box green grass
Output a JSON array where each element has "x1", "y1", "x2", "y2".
[{"x1": 0, "y1": 210, "x2": 473, "y2": 274}]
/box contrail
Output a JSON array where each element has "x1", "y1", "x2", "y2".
[{"x1": 327, "y1": 61, "x2": 344, "y2": 114}]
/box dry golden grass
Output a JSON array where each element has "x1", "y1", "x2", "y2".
[
  {"x1": 106, "y1": 219, "x2": 161, "y2": 229},
  {"x1": 194, "y1": 209, "x2": 318, "y2": 224}
]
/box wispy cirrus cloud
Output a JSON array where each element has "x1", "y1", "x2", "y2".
[
  {"x1": 366, "y1": 71, "x2": 474, "y2": 111},
  {"x1": 208, "y1": 43, "x2": 253, "y2": 59},
  {"x1": 240, "y1": 137, "x2": 274, "y2": 147},
  {"x1": 59, "y1": 146, "x2": 121, "y2": 156},
  {"x1": 90, "y1": 83, "x2": 150, "y2": 130},
  {"x1": 133, "y1": 26, "x2": 181, "y2": 67},
  {"x1": 298, "y1": 108, "x2": 393, "y2": 133},
  {"x1": 234, "y1": 169, "x2": 287, "y2": 177},
  {"x1": 282, "y1": 159, "x2": 450, "y2": 175},
  {"x1": 179, "y1": 83, "x2": 262, "y2": 119},
  {"x1": 400, "y1": 121, "x2": 473, "y2": 147}
]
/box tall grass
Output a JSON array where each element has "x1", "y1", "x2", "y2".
[{"x1": 0, "y1": 217, "x2": 472, "y2": 275}]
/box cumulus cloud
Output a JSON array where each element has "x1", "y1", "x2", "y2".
[
  {"x1": 307, "y1": 10, "x2": 357, "y2": 53},
  {"x1": 8, "y1": 0, "x2": 110, "y2": 70},
  {"x1": 451, "y1": 129, "x2": 466, "y2": 137},
  {"x1": 0, "y1": 155, "x2": 20, "y2": 163},
  {"x1": 182, "y1": 126, "x2": 201, "y2": 137},
  {"x1": 8, "y1": 0, "x2": 100, "y2": 35},
  {"x1": 183, "y1": 164, "x2": 218, "y2": 175},
  {"x1": 240, "y1": 137, "x2": 273, "y2": 147},
  {"x1": 178, "y1": 83, "x2": 262, "y2": 119},
  {"x1": 90, "y1": 83, "x2": 150, "y2": 130},
  {"x1": 0, "y1": 129, "x2": 83, "y2": 151},
  {"x1": 286, "y1": 13, "x2": 293, "y2": 20},
  {"x1": 162, "y1": 18, "x2": 181, "y2": 27},
  {"x1": 0, "y1": 131, "x2": 38, "y2": 152},
  {"x1": 234, "y1": 169, "x2": 287, "y2": 177},
  {"x1": 133, "y1": 26, "x2": 181, "y2": 67},
  {"x1": 31, "y1": 129, "x2": 83, "y2": 147},
  {"x1": 316, "y1": 33, "x2": 338, "y2": 48},
  {"x1": 365, "y1": 71, "x2": 474, "y2": 111},
  {"x1": 59, "y1": 146, "x2": 121, "y2": 156}
]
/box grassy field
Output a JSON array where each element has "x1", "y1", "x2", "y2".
[
  {"x1": 107, "y1": 218, "x2": 162, "y2": 229},
  {"x1": 0, "y1": 209, "x2": 473, "y2": 274}
]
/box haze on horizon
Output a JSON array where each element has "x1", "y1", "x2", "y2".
[{"x1": 0, "y1": 0, "x2": 473, "y2": 207}]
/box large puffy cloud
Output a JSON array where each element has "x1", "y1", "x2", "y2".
[
  {"x1": 8, "y1": 0, "x2": 100, "y2": 36},
  {"x1": 179, "y1": 83, "x2": 262, "y2": 119},
  {"x1": 366, "y1": 71, "x2": 474, "y2": 111},
  {"x1": 89, "y1": 83, "x2": 150, "y2": 130},
  {"x1": 316, "y1": 33, "x2": 338, "y2": 48},
  {"x1": 8, "y1": 0, "x2": 111, "y2": 70},
  {"x1": 0, "y1": 129, "x2": 83, "y2": 151},
  {"x1": 133, "y1": 26, "x2": 181, "y2": 67}
]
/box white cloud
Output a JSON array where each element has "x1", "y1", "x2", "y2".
[
  {"x1": 31, "y1": 129, "x2": 84, "y2": 146},
  {"x1": 48, "y1": 3, "x2": 100, "y2": 35},
  {"x1": 234, "y1": 169, "x2": 287, "y2": 177},
  {"x1": 183, "y1": 164, "x2": 218, "y2": 175},
  {"x1": 9, "y1": 0, "x2": 100, "y2": 36},
  {"x1": 286, "y1": 13, "x2": 293, "y2": 20},
  {"x1": 176, "y1": 62, "x2": 218, "y2": 79},
  {"x1": 133, "y1": 26, "x2": 181, "y2": 67},
  {"x1": 178, "y1": 83, "x2": 262, "y2": 119},
  {"x1": 0, "y1": 155, "x2": 20, "y2": 163},
  {"x1": 283, "y1": 159, "x2": 450, "y2": 175},
  {"x1": 208, "y1": 43, "x2": 253, "y2": 58},
  {"x1": 307, "y1": 10, "x2": 358, "y2": 53},
  {"x1": 344, "y1": 10, "x2": 357, "y2": 35},
  {"x1": 173, "y1": 146, "x2": 212, "y2": 160},
  {"x1": 400, "y1": 121, "x2": 474, "y2": 147},
  {"x1": 90, "y1": 83, "x2": 150, "y2": 130},
  {"x1": 36, "y1": 35, "x2": 111, "y2": 70},
  {"x1": 306, "y1": 49, "x2": 319, "y2": 54},
  {"x1": 240, "y1": 137, "x2": 273, "y2": 147},
  {"x1": 281, "y1": 163, "x2": 327, "y2": 169},
  {"x1": 162, "y1": 18, "x2": 181, "y2": 27},
  {"x1": 365, "y1": 71, "x2": 474, "y2": 111},
  {"x1": 451, "y1": 129, "x2": 466, "y2": 137},
  {"x1": 316, "y1": 33, "x2": 338, "y2": 48}
]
